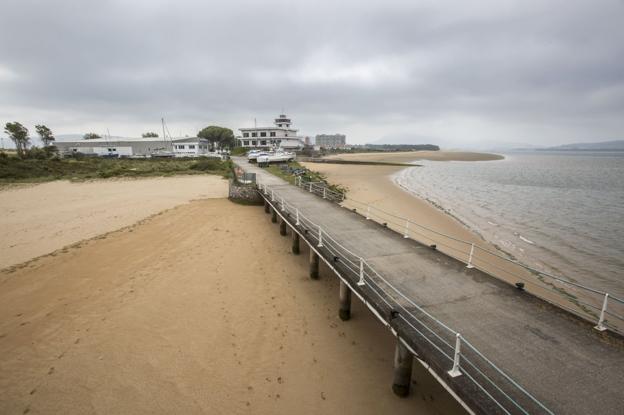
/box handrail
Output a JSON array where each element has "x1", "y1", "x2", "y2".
[
  {"x1": 257, "y1": 179, "x2": 555, "y2": 414},
  {"x1": 293, "y1": 176, "x2": 624, "y2": 333}
]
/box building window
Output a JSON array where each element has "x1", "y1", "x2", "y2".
[
  {"x1": 243, "y1": 132, "x2": 249, "y2": 137},
  {"x1": 285, "y1": 134, "x2": 288, "y2": 137},
  {"x1": 189, "y1": 145, "x2": 195, "y2": 149},
  {"x1": 278, "y1": 124, "x2": 282, "y2": 127},
  {"x1": 260, "y1": 132, "x2": 266, "y2": 137},
  {"x1": 251, "y1": 140, "x2": 257, "y2": 146},
  {"x1": 270, "y1": 132, "x2": 276, "y2": 137},
  {"x1": 243, "y1": 140, "x2": 249, "y2": 146},
  {"x1": 260, "y1": 140, "x2": 266, "y2": 146},
  {"x1": 251, "y1": 132, "x2": 257, "y2": 137}
]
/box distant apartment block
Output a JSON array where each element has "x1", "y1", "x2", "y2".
[{"x1": 315, "y1": 134, "x2": 346, "y2": 148}]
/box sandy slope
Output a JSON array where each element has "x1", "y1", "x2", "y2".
[
  {"x1": 0, "y1": 176, "x2": 228, "y2": 269},
  {"x1": 0, "y1": 199, "x2": 464, "y2": 415}
]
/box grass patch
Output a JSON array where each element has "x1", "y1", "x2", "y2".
[
  {"x1": 263, "y1": 161, "x2": 347, "y2": 194},
  {"x1": 0, "y1": 155, "x2": 233, "y2": 184}
]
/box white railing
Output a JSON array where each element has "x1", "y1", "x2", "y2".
[
  {"x1": 257, "y1": 180, "x2": 554, "y2": 415},
  {"x1": 293, "y1": 176, "x2": 624, "y2": 335}
]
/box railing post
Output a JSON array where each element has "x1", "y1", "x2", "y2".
[
  {"x1": 295, "y1": 209, "x2": 300, "y2": 226},
  {"x1": 323, "y1": 187, "x2": 327, "y2": 199},
  {"x1": 366, "y1": 205, "x2": 371, "y2": 220},
  {"x1": 403, "y1": 220, "x2": 410, "y2": 238},
  {"x1": 594, "y1": 293, "x2": 609, "y2": 332},
  {"x1": 317, "y1": 226, "x2": 324, "y2": 248},
  {"x1": 271, "y1": 189, "x2": 275, "y2": 202},
  {"x1": 309, "y1": 183, "x2": 313, "y2": 193},
  {"x1": 466, "y1": 244, "x2": 475, "y2": 269},
  {"x1": 281, "y1": 197, "x2": 285, "y2": 211},
  {"x1": 357, "y1": 258, "x2": 365, "y2": 286},
  {"x1": 448, "y1": 333, "x2": 462, "y2": 377}
]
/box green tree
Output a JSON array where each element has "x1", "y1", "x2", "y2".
[
  {"x1": 4, "y1": 122, "x2": 30, "y2": 157},
  {"x1": 83, "y1": 132, "x2": 101, "y2": 140},
  {"x1": 142, "y1": 132, "x2": 159, "y2": 138},
  {"x1": 35, "y1": 124, "x2": 55, "y2": 146},
  {"x1": 197, "y1": 126, "x2": 235, "y2": 150}
]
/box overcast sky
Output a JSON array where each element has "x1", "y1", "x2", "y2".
[{"x1": 1, "y1": 0, "x2": 623, "y2": 148}]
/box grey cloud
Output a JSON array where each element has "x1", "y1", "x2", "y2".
[{"x1": 1, "y1": 0, "x2": 623, "y2": 147}]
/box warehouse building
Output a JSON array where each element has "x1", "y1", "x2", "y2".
[{"x1": 55, "y1": 136, "x2": 213, "y2": 158}]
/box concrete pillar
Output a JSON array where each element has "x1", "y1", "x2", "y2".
[
  {"x1": 392, "y1": 339, "x2": 414, "y2": 397},
  {"x1": 264, "y1": 199, "x2": 270, "y2": 213},
  {"x1": 292, "y1": 232, "x2": 300, "y2": 255},
  {"x1": 339, "y1": 280, "x2": 351, "y2": 321},
  {"x1": 271, "y1": 207, "x2": 277, "y2": 223},
  {"x1": 280, "y1": 218, "x2": 287, "y2": 236},
  {"x1": 309, "y1": 249, "x2": 319, "y2": 279}
]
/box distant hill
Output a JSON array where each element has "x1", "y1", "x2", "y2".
[{"x1": 543, "y1": 140, "x2": 624, "y2": 151}]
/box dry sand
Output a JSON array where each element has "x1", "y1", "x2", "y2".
[
  {"x1": 0, "y1": 176, "x2": 228, "y2": 269},
  {"x1": 0, "y1": 198, "x2": 464, "y2": 415}
]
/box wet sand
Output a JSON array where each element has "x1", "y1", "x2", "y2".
[
  {"x1": 0, "y1": 198, "x2": 464, "y2": 414},
  {"x1": 0, "y1": 176, "x2": 228, "y2": 269}
]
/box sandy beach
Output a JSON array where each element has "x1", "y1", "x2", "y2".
[
  {"x1": 302, "y1": 151, "x2": 588, "y2": 315},
  {"x1": 0, "y1": 179, "x2": 464, "y2": 414},
  {"x1": 0, "y1": 176, "x2": 228, "y2": 270},
  {"x1": 326, "y1": 150, "x2": 505, "y2": 163}
]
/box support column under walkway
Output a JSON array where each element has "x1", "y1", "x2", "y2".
[
  {"x1": 339, "y1": 280, "x2": 351, "y2": 321},
  {"x1": 392, "y1": 339, "x2": 414, "y2": 397},
  {"x1": 292, "y1": 232, "x2": 300, "y2": 254},
  {"x1": 309, "y1": 250, "x2": 319, "y2": 279}
]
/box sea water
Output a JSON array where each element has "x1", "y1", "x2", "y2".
[{"x1": 394, "y1": 151, "x2": 624, "y2": 298}]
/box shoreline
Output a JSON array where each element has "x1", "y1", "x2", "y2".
[{"x1": 302, "y1": 151, "x2": 599, "y2": 322}]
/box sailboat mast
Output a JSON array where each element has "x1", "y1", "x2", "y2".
[{"x1": 161, "y1": 118, "x2": 167, "y2": 149}]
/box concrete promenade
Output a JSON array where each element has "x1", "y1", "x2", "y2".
[{"x1": 234, "y1": 157, "x2": 624, "y2": 415}]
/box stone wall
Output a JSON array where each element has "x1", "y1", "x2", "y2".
[{"x1": 228, "y1": 179, "x2": 264, "y2": 205}]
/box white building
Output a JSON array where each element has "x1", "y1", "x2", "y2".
[
  {"x1": 238, "y1": 114, "x2": 304, "y2": 150},
  {"x1": 171, "y1": 137, "x2": 212, "y2": 157},
  {"x1": 55, "y1": 136, "x2": 213, "y2": 158}
]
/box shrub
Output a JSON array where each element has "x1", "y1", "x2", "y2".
[{"x1": 190, "y1": 159, "x2": 223, "y2": 171}]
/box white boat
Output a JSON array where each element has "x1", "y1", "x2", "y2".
[
  {"x1": 247, "y1": 150, "x2": 269, "y2": 162},
  {"x1": 257, "y1": 151, "x2": 295, "y2": 164}
]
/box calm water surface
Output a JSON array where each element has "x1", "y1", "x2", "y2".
[{"x1": 394, "y1": 151, "x2": 624, "y2": 297}]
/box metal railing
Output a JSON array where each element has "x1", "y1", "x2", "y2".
[
  {"x1": 293, "y1": 176, "x2": 624, "y2": 335},
  {"x1": 258, "y1": 179, "x2": 555, "y2": 415}
]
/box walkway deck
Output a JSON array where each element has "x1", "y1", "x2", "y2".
[{"x1": 234, "y1": 157, "x2": 624, "y2": 414}]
